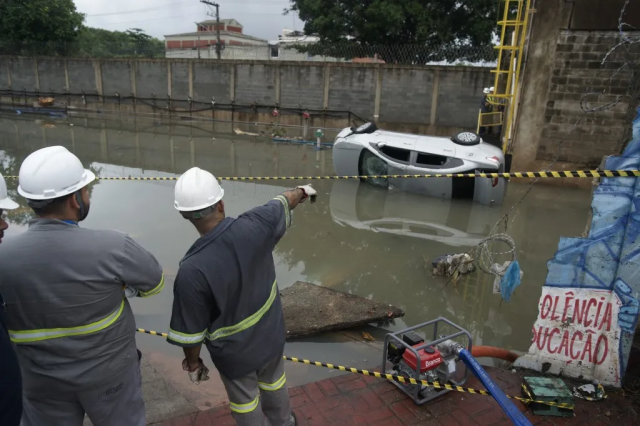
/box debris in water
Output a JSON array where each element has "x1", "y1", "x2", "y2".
[
  {"x1": 38, "y1": 97, "x2": 55, "y2": 107},
  {"x1": 491, "y1": 260, "x2": 524, "y2": 302},
  {"x1": 362, "y1": 332, "x2": 375, "y2": 342},
  {"x1": 432, "y1": 253, "x2": 475, "y2": 283},
  {"x1": 234, "y1": 128, "x2": 260, "y2": 137}
]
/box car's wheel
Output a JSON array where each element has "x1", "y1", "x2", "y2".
[
  {"x1": 353, "y1": 122, "x2": 378, "y2": 134},
  {"x1": 452, "y1": 131, "x2": 480, "y2": 146}
]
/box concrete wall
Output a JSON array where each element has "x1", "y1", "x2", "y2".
[
  {"x1": 511, "y1": 0, "x2": 640, "y2": 175},
  {"x1": 0, "y1": 57, "x2": 492, "y2": 135},
  {"x1": 538, "y1": 31, "x2": 638, "y2": 166}
]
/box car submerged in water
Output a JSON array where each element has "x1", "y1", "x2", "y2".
[{"x1": 332, "y1": 123, "x2": 507, "y2": 205}]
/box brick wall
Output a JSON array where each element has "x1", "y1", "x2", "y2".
[{"x1": 538, "y1": 30, "x2": 640, "y2": 166}]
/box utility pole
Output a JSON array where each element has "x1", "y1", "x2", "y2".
[
  {"x1": 193, "y1": 22, "x2": 201, "y2": 59},
  {"x1": 200, "y1": 0, "x2": 221, "y2": 60}
]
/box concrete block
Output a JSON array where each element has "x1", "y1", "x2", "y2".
[
  {"x1": 135, "y1": 61, "x2": 168, "y2": 99},
  {"x1": 8, "y1": 58, "x2": 37, "y2": 91},
  {"x1": 435, "y1": 68, "x2": 491, "y2": 128},
  {"x1": 171, "y1": 62, "x2": 190, "y2": 108},
  {"x1": 101, "y1": 61, "x2": 133, "y2": 103},
  {"x1": 66, "y1": 60, "x2": 98, "y2": 94},
  {"x1": 0, "y1": 63, "x2": 9, "y2": 89},
  {"x1": 279, "y1": 65, "x2": 325, "y2": 110},
  {"x1": 37, "y1": 59, "x2": 67, "y2": 93},
  {"x1": 379, "y1": 68, "x2": 433, "y2": 124},
  {"x1": 234, "y1": 63, "x2": 277, "y2": 105},
  {"x1": 193, "y1": 62, "x2": 231, "y2": 103},
  {"x1": 327, "y1": 66, "x2": 376, "y2": 120}
]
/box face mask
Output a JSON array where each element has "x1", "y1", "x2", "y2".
[{"x1": 75, "y1": 191, "x2": 90, "y2": 222}]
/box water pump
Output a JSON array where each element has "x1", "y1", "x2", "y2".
[{"x1": 382, "y1": 318, "x2": 472, "y2": 405}]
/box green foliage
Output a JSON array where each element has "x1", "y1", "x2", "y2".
[
  {"x1": 0, "y1": 0, "x2": 84, "y2": 43},
  {"x1": 74, "y1": 27, "x2": 165, "y2": 58},
  {"x1": 287, "y1": 0, "x2": 499, "y2": 63},
  {"x1": 0, "y1": 1, "x2": 164, "y2": 58}
]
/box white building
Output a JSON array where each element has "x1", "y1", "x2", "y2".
[
  {"x1": 165, "y1": 23, "x2": 370, "y2": 63},
  {"x1": 164, "y1": 19, "x2": 268, "y2": 59}
]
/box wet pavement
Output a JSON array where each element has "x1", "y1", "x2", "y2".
[{"x1": 0, "y1": 114, "x2": 593, "y2": 391}]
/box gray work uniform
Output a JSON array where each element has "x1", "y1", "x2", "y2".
[
  {"x1": 0, "y1": 219, "x2": 164, "y2": 426},
  {"x1": 168, "y1": 195, "x2": 294, "y2": 426}
]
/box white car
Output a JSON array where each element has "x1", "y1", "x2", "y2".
[{"x1": 332, "y1": 123, "x2": 507, "y2": 205}]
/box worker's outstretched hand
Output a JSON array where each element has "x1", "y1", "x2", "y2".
[
  {"x1": 182, "y1": 358, "x2": 210, "y2": 385},
  {"x1": 296, "y1": 184, "x2": 317, "y2": 203}
]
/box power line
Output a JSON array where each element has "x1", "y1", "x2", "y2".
[{"x1": 85, "y1": 0, "x2": 198, "y2": 18}]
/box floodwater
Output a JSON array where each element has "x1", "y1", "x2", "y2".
[{"x1": 0, "y1": 114, "x2": 592, "y2": 387}]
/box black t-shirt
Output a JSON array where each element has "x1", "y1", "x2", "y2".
[{"x1": 0, "y1": 292, "x2": 22, "y2": 426}]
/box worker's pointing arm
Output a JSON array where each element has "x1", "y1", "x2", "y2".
[
  {"x1": 239, "y1": 184, "x2": 316, "y2": 246},
  {"x1": 281, "y1": 185, "x2": 316, "y2": 209},
  {"x1": 119, "y1": 235, "x2": 164, "y2": 298}
]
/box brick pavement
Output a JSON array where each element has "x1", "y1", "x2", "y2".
[{"x1": 150, "y1": 365, "x2": 638, "y2": 426}]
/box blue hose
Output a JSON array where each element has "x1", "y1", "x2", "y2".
[{"x1": 458, "y1": 348, "x2": 532, "y2": 426}]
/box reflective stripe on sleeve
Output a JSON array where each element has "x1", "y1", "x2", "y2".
[
  {"x1": 140, "y1": 273, "x2": 165, "y2": 297},
  {"x1": 207, "y1": 280, "x2": 278, "y2": 341},
  {"x1": 275, "y1": 195, "x2": 291, "y2": 229},
  {"x1": 230, "y1": 394, "x2": 260, "y2": 414},
  {"x1": 258, "y1": 373, "x2": 286, "y2": 391},
  {"x1": 167, "y1": 328, "x2": 207, "y2": 345},
  {"x1": 9, "y1": 299, "x2": 125, "y2": 343}
]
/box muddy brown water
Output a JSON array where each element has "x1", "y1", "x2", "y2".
[{"x1": 0, "y1": 115, "x2": 592, "y2": 386}]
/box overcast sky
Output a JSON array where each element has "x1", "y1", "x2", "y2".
[{"x1": 74, "y1": 0, "x2": 305, "y2": 41}]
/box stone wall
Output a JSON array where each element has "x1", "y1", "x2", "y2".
[{"x1": 0, "y1": 57, "x2": 492, "y2": 135}]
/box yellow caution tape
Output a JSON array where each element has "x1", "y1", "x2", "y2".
[
  {"x1": 135, "y1": 328, "x2": 574, "y2": 409},
  {"x1": 4, "y1": 170, "x2": 640, "y2": 181},
  {"x1": 136, "y1": 328, "x2": 167, "y2": 337}
]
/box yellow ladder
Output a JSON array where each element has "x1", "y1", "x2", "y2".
[{"x1": 486, "y1": 0, "x2": 533, "y2": 153}]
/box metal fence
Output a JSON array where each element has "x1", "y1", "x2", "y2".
[{"x1": 0, "y1": 41, "x2": 498, "y2": 67}]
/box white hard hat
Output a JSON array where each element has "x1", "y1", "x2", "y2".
[
  {"x1": 174, "y1": 167, "x2": 224, "y2": 212},
  {"x1": 483, "y1": 88, "x2": 490, "y2": 94},
  {"x1": 0, "y1": 173, "x2": 19, "y2": 210},
  {"x1": 18, "y1": 146, "x2": 95, "y2": 201},
  {"x1": 489, "y1": 86, "x2": 495, "y2": 92}
]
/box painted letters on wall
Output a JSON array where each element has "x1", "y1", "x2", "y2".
[{"x1": 516, "y1": 107, "x2": 640, "y2": 386}]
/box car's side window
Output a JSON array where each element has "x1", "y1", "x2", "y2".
[
  {"x1": 411, "y1": 152, "x2": 464, "y2": 169},
  {"x1": 416, "y1": 153, "x2": 448, "y2": 167},
  {"x1": 379, "y1": 146, "x2": 410, "y2": 163}
]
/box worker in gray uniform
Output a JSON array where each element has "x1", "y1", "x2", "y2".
[
  {"x1": 167, "y1": 167, "x2": 316, "y2": 426},
  {"x1": 0, "y1": 146, "x2": 165, "y2": 426}
]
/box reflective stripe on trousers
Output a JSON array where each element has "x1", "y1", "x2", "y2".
[
  {"x1": 230, "y1": 395, "x2": 260, "y2": 414},
  {"x1": 9, "y1": 299, "x2": 125, "y2": 343},
  {"x1": 258, "y1": 373, "x2": 286, "y2": 392},
  {"x1": 221, "y1": 350, "x2": 293, "y2": 426}
]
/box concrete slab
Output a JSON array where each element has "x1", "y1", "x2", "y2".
[{"x1": 281, "y1": 281, "x2": 404, "y2": 339}]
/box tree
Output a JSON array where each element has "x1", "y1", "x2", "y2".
[
  {"x1": 73, "y1": 27, "x2": 165, "y2": 58},
  {"x1": 286, "y1": 0, "x2": 499, "y2": 64},
  {"x1": 0, "y1": 0, "x2": 84, "y2": 43}
]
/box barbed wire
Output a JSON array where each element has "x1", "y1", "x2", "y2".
[
  {"x1": 456, "y1": 2, "x2": 640, "y2": 291},
  {"x1": 0, "y1": 40, "x2": 497, "y2": 67}
]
